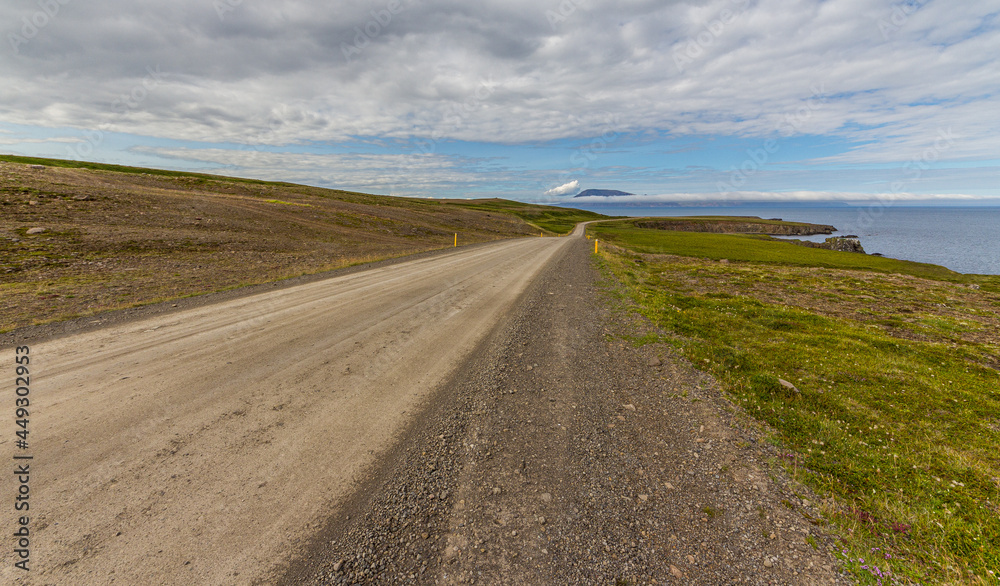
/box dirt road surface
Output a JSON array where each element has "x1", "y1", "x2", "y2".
[
  {"x1": 285, "y1": 232, "x2": 847, "y2": 585},
  {"x1": 1, "y1": 233, "x2": 573, "y2": 585},
  {"x1": 3, "y1": 225, "x2": 847, "y2": 585}
]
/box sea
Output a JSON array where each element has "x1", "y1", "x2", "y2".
[{"x1": 566, "y1": 204, "x2": 1000, "y2": 275}]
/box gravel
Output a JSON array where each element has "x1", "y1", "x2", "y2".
[{"x1": 278, "y1": 235, "x2": 850, "y2": 585}]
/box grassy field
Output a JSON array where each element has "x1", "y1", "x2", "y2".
[
  {"x1": 441, "y1": 198, "x2": 609, "y2": 234},
  {"x1": 589, "y1": 219, "x2": 1000, "y2": 584},
  {"x1": 588, "y1": 221, "x2": 995, "y2": 284},
  {"x1": 0, "y1": 155, "x2": 598, "y2": 332}
]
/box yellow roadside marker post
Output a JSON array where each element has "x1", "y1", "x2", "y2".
[
  {"x1": 454, "y1": 233, "x2": 457, "y2": 247},
  {"x1": 595, "y1": 239, "x2": 599, "y2": 254}
]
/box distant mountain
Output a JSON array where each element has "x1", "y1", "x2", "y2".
[{"x1": 573, "y1": 189, "x2": 634, "y2": 198}]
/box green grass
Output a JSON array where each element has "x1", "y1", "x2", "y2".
[
  {"x1": 264, "y1": 199, "x2": 312, "y2": 207},
  {"x1": 589, "y1": 221, "x2": 971, "y2": 281},
  {"x1": 443, "y1": 198, "x2": 610, "y2": 234},
  {"x1": 594, "y1": 223, "x2": 1000, "y2": 585}
]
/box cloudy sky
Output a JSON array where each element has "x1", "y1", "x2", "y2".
[{"x1": 2, "y1": 0, "x2": 999, "y2": 204}]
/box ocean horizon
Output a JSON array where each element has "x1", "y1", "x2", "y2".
[{"x1": 565, "y1": 203, "x2": 1000, "y2": 276}]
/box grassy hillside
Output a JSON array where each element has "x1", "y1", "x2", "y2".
[
  {"x1": 589, "y1": 219, "x2": 1000, "y2": 584},
  {"x1": 0, "y1": 155, "x2": 602, "y2": 332},
  {"x1": 440, "y1": 198, "x2": 609, "y2": 234},
  {"x1": 0, "y1": 154, "x2": 291, "y2": 184}
]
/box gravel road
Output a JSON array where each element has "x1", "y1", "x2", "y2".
[
  {"x1": 283, "y1": 231, "x2": 849, "y2": 585},
  {"x1": 2, "y1": 225, "x2": 848, "y2": 585},
  {"x1": 0, "y1": 234, "x2": 571, "y2": 585}
]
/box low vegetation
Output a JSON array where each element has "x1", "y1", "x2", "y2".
[
  {"x1": 588, "y1": 220, "x2": 992, "y2": 283},
  {"x1": 0, "y1": 155, "x2": 601, "y2": 332},
  {"x1": 441, "y1": 198, "x2": 609, "y2": 234},
  {"x1": 590, "y1": 218, "x2": 1000, "y2": 584}
]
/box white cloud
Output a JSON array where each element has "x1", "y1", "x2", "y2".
[
  {"x1": 0, "y1": 0, "x2": 998, "y2": 198},
  {"x1": 134, "y1": 146, "x2": 518, "y2": 197},
  {"x1": 0, "y1": 136, "x2": 85, "y2": 146},
  {"x1": 1, "y1": 0, "x2": 997, "y2": 157},
  {"x1": 544, "y1": 180, "x2": 579, "y2": 196}
]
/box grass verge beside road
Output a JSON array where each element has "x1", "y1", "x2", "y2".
[{"x1": 589, "y1": 219, "x2": 1000, "y2": 584}]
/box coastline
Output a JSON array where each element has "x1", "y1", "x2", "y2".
[{"x1": 565, "y1": 204, "x2": 1000, "y2": 275}]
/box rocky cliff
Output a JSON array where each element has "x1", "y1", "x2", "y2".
[
  {"x1": 633, "y1": 218, "x2": 836, "y2": 236},
  {"x1": 787, "y1": 236, "x2": 866, "y2": 253}
]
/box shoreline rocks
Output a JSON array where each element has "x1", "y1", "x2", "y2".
[{"x1": 787, "y1": 236, "x2": 866, "y2": 254}]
